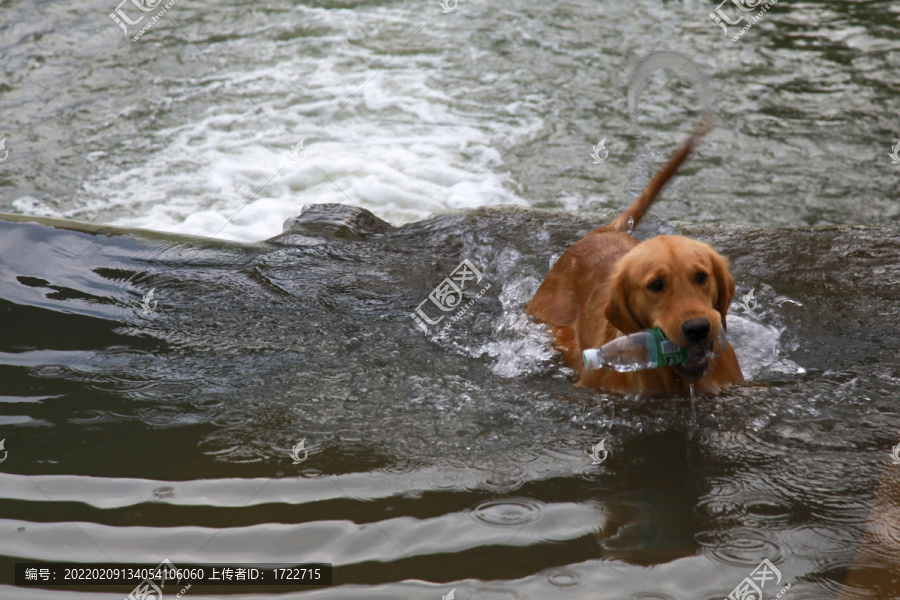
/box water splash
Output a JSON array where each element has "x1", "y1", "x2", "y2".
[
  {"x1": 689, "y1": 382, "x2": 697, "y2": 424},
  {"x1": 476, "y1": 274, "x2": 556, "y2": 378},
  {"x1": 626, "y1": 51, "x2": 715, "y2": 216},
  {"x1": 627, "y1": 50, "x2": 714, "y2": 132}
]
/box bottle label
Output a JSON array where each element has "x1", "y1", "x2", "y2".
[{"x1": 649, "y1": 328, "x2": 689, "y2": 366}]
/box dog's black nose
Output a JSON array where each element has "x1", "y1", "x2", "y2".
[{"x1": 681, "y1": 318, "x2": 711, "y2": 343}]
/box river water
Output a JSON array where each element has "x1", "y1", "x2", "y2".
[{"x1": 1, "y1": 0, "x2": 899, "y2": 599}]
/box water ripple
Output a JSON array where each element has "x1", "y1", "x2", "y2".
[
  {"x1": 706, "y1": 529, "x2": 783, "y2": 568},
  {"x1": 468, "y1": 587, "x2": 530, "y2": 600},
  {"x1": 472, "y1": 498, "x2": 545, "y2": 528},
  {"x1": 545, "y1": 569, "x2": 581, "y2": 588}
]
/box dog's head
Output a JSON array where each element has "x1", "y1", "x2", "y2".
[{"x1": 604, "y1": 235, "x2": 734, "y2": 380}]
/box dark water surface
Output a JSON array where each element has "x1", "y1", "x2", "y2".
[
  {"x1": 2, "y1": 205, "x2": 900, "y2": 599},
  {"x1": 2, "y1": 0, "x2": 900, "y2": 598}
]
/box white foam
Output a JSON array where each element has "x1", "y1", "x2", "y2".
[
  {"x1": 477, "y1": 270, "x2": 557, "y2": 379},
  {"x1": 40, "y1": 5, "x2": 543, "y2": 242},
  {"x1": 726, "y1": 313, "x2": 806, "y2": 380}
]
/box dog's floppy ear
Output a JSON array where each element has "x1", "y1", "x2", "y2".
[
  {"x1": 604, "y1": 263, "x2": 643, "y2": 334},
  {"x1": 709, "y1": 249, "x2": 735, "y2": 331}
]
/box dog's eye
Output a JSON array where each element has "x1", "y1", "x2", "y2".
[
  {"x1": 647, "y1": 278, "x2": 664, "y2": 293},
  {"x1": 695, "y1": 272, "x2": 708, "y2": 285}
]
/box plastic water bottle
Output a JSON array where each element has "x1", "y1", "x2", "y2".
[{"x1": 582, "y1": 327, "x2": 727, "y2": 372}]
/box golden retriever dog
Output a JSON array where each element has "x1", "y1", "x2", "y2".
[{"x1": 527, "y1": 116, "x2": 743, "y2": 396}]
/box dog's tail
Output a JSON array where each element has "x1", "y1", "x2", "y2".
[{"x1": 606, "y1": 112, "x2": 711, "y2": 233}]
